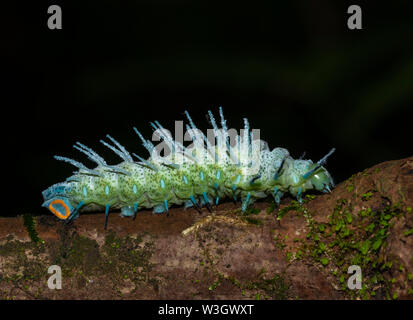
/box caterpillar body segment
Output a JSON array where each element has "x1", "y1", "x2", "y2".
[{"x1": 42, "y1": 108, "x2": 335, "y2": 228}]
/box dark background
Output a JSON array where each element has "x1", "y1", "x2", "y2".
[{"x1": 5, "y1": 0, "x2": 413, "y2": 216}]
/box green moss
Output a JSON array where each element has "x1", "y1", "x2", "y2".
[
  {"x1": 247, "y1": 274, "x2": 290, "y2": 300},
  {"x1": 273, "y1": 234, "x2": 287, "y2": 249},
  {"x1": 266, "y1": 201, "x2": 276, "y2": 214},
  {"x1": 208, "y1": 279, "x2": 221, "y2": 291},
  {"x1": 286, "y1": 252, "x2": 292, "y2": 262},
  {"x1": 304, "y1": 194, "x2": 316, "y2": 202},
  {"x1": 0, "y1": 227, "x2": 156, "y2": 299},
  {"x1": 22, "y1": 215, "x2": 44, "y2": 244},
  {"x1": 0, "y1": 237, "x2": 47, "y2": 286},
  {"x1": 361, "y1": 191, "x2": 374, "y2": 201},
  {"x1": 276, "y1": 201, "x2": 302, "y2": 220},
  {"x1": 243, "y1": 217, "x2": 262, "y2": 225},
  {"x1": 63, "y1": 234, "x2": 100, "y2": 275},
  {"x1": 244, "y1": 207, "x2": 260, "y2": 215},
  {"x1": 293, "y1": 196, "x2": 406, "y2": 300},
  {"x1": 404, "y1": 229, "x2": 413, "y2": 237},
  {"x1": 359, "y1": 240, "x2": 370, "y2": 255},
  {"x1": 372, "y1": 238, "x2": 382, "y2": 251},
  {"x1": 362, "y1": 169, "x2": 369, "y2": 177},
  {"x1": 102, "y1": 231, "x2": 154, "y2": 280}
]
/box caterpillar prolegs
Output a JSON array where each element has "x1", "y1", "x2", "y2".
[{"x1": 42, "y1": 107, "x2": 335, "y2": 229}]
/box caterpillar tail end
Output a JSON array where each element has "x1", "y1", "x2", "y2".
[{"x1": 42, "y1": 183, "x2": 84, "y2": 221}]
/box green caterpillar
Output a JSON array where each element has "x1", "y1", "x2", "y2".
[{"x1": 42, "y1": 107, "x2": 335, "y2": 229}]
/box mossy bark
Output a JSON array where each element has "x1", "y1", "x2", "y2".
[{"x1": 0, "y1": 156, "x2": 412, "y2": 300}]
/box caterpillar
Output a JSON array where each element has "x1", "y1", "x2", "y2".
[{"x1": 42, "y1": 107, "x2": 335, "y2": 229}]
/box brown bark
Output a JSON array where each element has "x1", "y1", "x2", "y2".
[{"x1": 0, "y1": 156, "x2": 412, "y2": 300}]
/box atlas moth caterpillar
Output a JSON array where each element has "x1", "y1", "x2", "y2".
[{"x1": 42, "y1": 107, "x2": 336, "y2": 229}]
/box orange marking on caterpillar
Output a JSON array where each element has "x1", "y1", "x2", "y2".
[{"x1": 49, "y1": 199, "x2": 70, "y2": 220}]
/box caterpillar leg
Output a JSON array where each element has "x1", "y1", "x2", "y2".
[
  {"x1": 296, "y1": 187, "x2": 303, "y2": 204},
  {"x1": 153, "y1": 204, "x2": 165, "y2": 214},
  {"x1": 164, "y1": 200, "x2": 169, "y2": 217},
  {"x1": 200, "y1": 193, "x2": 213, "y2": 213},
  {"x1": 66, "y1": 201, "x2": 84, "y2": 223},
  {"x1": 273, "y1": 187, "x2": 283, "y2": 206},
  {"x1": 323, "y1": 184, "x2": 332, "y2": 193},
  {"x1": 185, "y1": 199, "x2": 204, "y2": 214},
  {"x1": 190, "y1": 195, "x2": 202, "y2": 213},
  {"x1": 121, "y1": 206, "x2": 135, "y2": 217},
  {"x1": 232, "y1": 185, "x2": 238, "y2": 203},
  {"x1": 241, "y1": 192, "x2": 251, "y2": 214},
  {"x1": 132, "y1": 203, "x2": 139, "y2": 220},
  {"x1": 151, "y1": 201, "x2": 170, "y2": 216},
  {"x1": 104, "y1": 204, "x2": 110, "y2": 230}
]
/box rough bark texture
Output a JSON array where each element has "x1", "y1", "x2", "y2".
[{"x1": 0, "y1": 156, "x2": 412, "y2": 300}]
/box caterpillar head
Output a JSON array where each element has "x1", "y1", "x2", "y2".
[
  {"x1": 42, "y1": 182, "x2": 76, "y2": 220},
  {"x1": 280, "y1": 148, "x2": 335, "y2": 203},
  {"x1": 303, "y1": 162, "x2": 335, "y2": 193},
  {"x1": 301, "y1": 148, "x2": 336, "y2": 193}
]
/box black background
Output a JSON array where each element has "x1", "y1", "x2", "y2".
[{"x1": 5, "y1": 0, "x2": 413, "y2": 216}]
